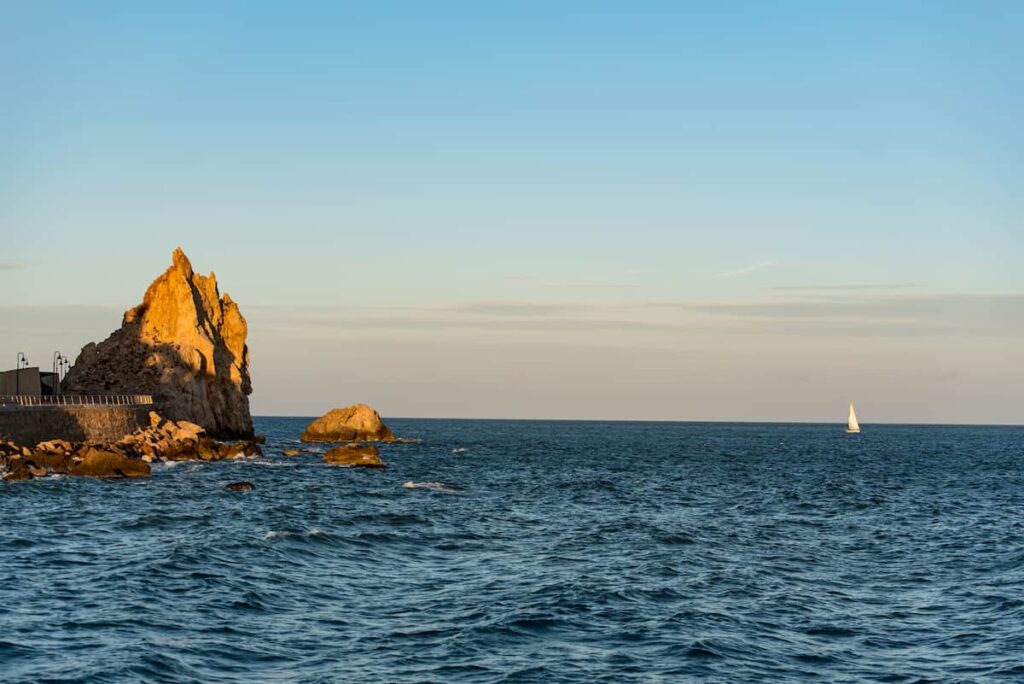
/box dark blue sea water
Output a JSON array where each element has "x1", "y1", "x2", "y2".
[{"x1": 2, "y1": 419, "x2": 1023, "y2": 682}]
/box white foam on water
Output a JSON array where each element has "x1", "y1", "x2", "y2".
[
  {"x1": 452, "y1": 447, "x2": 468, "y2": 454},
  {"x1": 402, "y1": 481, "x2": 461, "y2": 492},
  {"x1": 244, "y1": 459, "x2": 296, "y2": 468},
  {"x1": 264, "y1": 527, "x2": 326, "y2": 541}
]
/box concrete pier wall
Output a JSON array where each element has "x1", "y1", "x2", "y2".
[{"x1": 0, "y1": 406, "x2": 149, "y2": 445}]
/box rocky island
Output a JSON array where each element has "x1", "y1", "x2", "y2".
[{"x1": 301, "y1": 404, "x2": 395, "y2": 442}]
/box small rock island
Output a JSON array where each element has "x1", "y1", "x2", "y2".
[{"x1": 301, "y1": 404, "x2": 395, "y2": 442}]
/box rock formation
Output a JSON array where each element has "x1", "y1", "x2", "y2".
[
  {"x1": 70, "y1": 447, "x2": 152, "y2": 478},
  {"x1": 323, "y1": 443, "x2": 386, "y2": 468},
  {"x1": 0, "y1": 411, "x2": 262, "y2": 481},
  {"x1": 1, "y1": 440, "x2": 150, "y2": 480},
  {"x1": 301, "y1": 404, "x2": 395, "y2": 442},
  {"x1": 62, "y1": 248, "x2": 254, "y2": 438}
]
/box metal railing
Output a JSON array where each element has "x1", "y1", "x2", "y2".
[{"x1": 0, "y1": 394, "x2": 154, "y2": 408}]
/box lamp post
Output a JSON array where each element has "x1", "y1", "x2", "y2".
[
  {"x1": 52, "y1": 352, "x2": 63, "y2": 396},
  {"x1": 15, "y1": 352, "x2": 28, "y2": 396}
]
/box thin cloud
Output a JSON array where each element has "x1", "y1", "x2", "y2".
[
  {"x1": 717, "y1": 260, "x2": 775, "y2": 278},
  {"x1": 767, "y1": 283, "x2": 917, "y2": 292},
  {"x1": 505, "y1": 273, "x2": 643, "y2": 289},
  {"x1": 454, "y1": 301, "x2": 584, "y2": 317},
  {"x1": 249, "y1": 293, "x2": 1024, "y2": 339},
  {"x1": 0, "y1": 261, "x2": 25, "y2": 271}
]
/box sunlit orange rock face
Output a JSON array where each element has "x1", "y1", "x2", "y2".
[
  {"x1": 300, "y1": 404, "x2": 395, "y2": 443},
  {"x1": 63, "y1": 248, "x2": 254, "y2": 438}
]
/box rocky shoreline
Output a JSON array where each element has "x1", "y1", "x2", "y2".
[
  {"x1": 0, "y1": 404, "x2": 410, "y2": 481},
  {"x1": 1, "y1": 411, "x2": 262, "y2": 481}
]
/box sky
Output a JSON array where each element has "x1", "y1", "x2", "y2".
[{"x1": 1, "y1": 1, "x2": 1021, "y2": 423}]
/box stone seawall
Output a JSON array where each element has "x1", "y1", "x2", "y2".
[{"x1": 0, "y1": 406, "x2": 150, "y2": 445}]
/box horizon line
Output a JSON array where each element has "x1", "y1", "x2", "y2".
[{"x1": 252, "y1": 415, "x2": 1024, "y2": 428}]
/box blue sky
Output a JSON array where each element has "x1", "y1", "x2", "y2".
[{"x1": 1, "y1": 2, "x2": 1021, "y2": 422}]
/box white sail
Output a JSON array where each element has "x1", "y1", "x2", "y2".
[{"x1": 847, "y1": 403, "x2": 860, "y2": 433}]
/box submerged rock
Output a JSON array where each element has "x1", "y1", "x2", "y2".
[
  {"x1": 301, "y1": 404, "x2": 395, "y2": 443},
  {"x1": 282, "y1": 448, "x2": 301, "y2": 457},
  {"x1": 225, "y1": 481, "x2": 256, "y2": 491},
  {"x1": 324, "y1": 443, "x2": 386, "y2": 468},
  {"x1": 62, "y1": 248, "x2": 254, "y2": 438}
]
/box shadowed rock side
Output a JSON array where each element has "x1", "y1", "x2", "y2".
[
  {"x1": 62, "y1": 248, "x2": 254, "y2": 438},
  {"x1": 301, "y1": 404, "x2": 395, "y2": 442}
]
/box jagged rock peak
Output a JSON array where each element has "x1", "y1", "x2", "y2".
[
  {"x1": 63, "y1": 248, "x2": 254, "y2": 438},
  {"x1": 171, "y1": 246, "x2": 192, "y2": 274}
]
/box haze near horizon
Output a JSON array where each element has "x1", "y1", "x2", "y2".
[{"x1": 1, "y1": 2, "x2": 1021, "y2": 424}]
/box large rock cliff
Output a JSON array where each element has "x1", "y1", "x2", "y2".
[{"x1": 62, "y1": 248, "x2": 254, "y2": 438}]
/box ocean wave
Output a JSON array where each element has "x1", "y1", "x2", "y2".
[
  {"x1": 262, "y1": 527, "x2": 327, "y2": 541},
  {"x1": 402, "y1": 481, "x2": 461, "y2": 492},
  {"x1": 241, "y1": 459, "x2": 296, "y2": 468},
  {"x1": 6, "y1": 416, "x2": 1023, "y2": 683}
]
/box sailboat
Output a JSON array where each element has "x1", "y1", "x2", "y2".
[{"x1": 846, "y1": 403, "x2": 861, "y2": 434}]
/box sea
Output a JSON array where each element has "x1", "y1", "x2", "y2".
[{"x1": 1, "y1": 418, "x2": 1023, "y2": 683}]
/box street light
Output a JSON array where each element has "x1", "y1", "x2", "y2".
[
  {"x1": 15, "y1": 352, "x2": 28, "y2": 396},
  {"x1": 52, "y1": 352, "x2": 63, "y2": 396}
]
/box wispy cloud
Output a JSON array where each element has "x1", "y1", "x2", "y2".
[
  {"x1": 505, "y1": 273, "x2": 645, "y2": 289},
  {"x1": 0, "y1": 261, "x2": 25, "y2": 271},
  {"x1": 716, "y1": 260, "x2": 775, "y2": 278},
  {"x1": 533, "y1": 280, "x2": 641, "y2": 289},
  {"x1": 248, "y1": 293, "x2": 1024, "y2": 339},
  {"x1": 767, "y1": 283, "x2": 917, "y2": 292}
]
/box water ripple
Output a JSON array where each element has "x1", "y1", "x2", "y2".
[{"x1": 1, "y1": 419, "x2": 1022, "y2": 682}]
